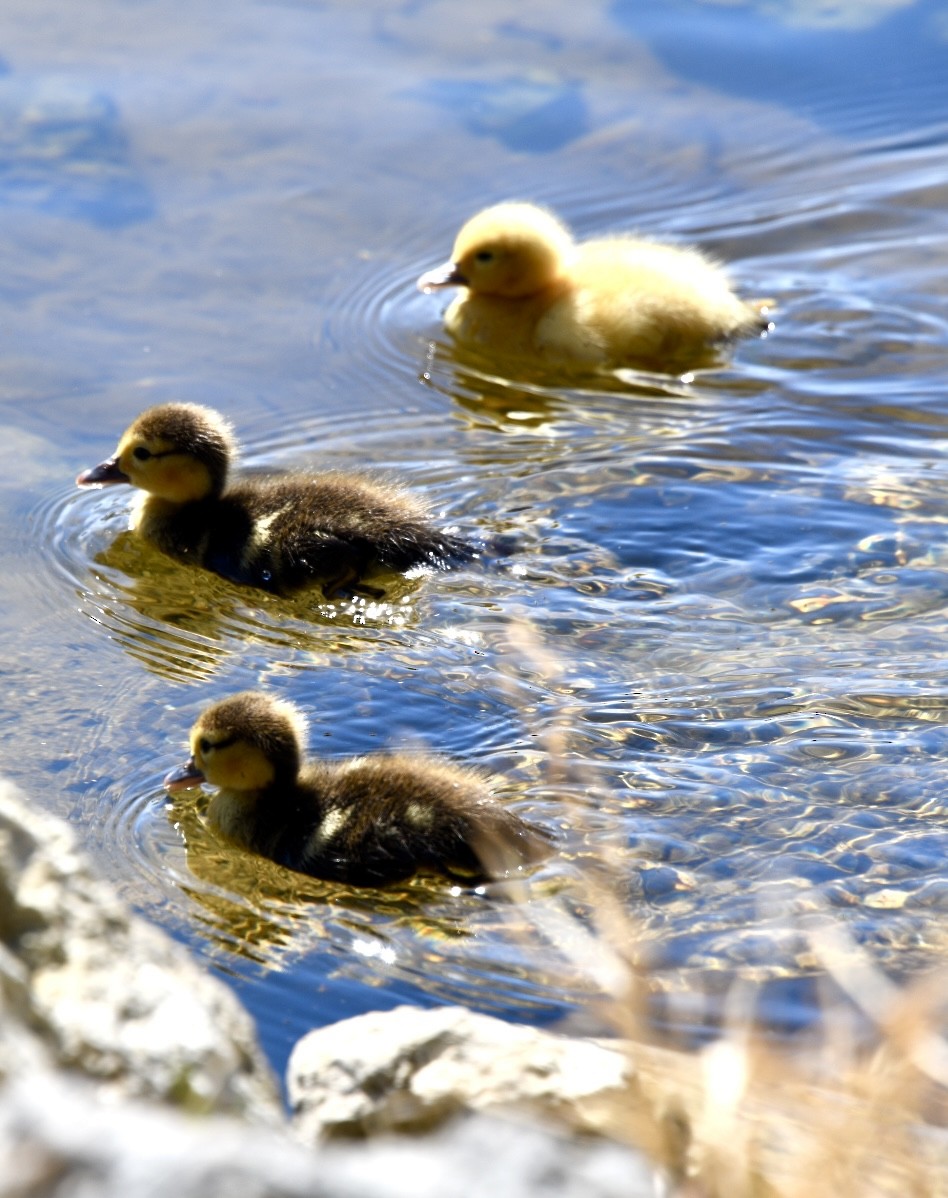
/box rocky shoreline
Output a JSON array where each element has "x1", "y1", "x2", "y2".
[{"x1": 0, "y1": 780, "x2": 661, "y2": 1197}]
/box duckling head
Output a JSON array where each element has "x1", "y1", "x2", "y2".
[
  {"x1": 77, "y1": 402, "x2": 235, "y2": 503},
  {"x1": 417, "y1": 202, "x2": 573, "y2": 299},
  {"x1": 164, "y1": 691, "x2": 309, "y2": 795}
]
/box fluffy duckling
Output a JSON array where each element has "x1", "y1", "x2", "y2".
[
  {"x1": 164, "y1": 691, "x2": 551, "y2": 886},
  {"x1": 418, "y1": 201, "x2": 773, "y2": 373},
  {"x1": 77, "y1": 403, "x2": 473, "y2": 597}
]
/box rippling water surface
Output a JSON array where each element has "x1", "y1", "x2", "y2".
[{"x1": 3, "y1": 0, "x2": 948, "y2": 1075}]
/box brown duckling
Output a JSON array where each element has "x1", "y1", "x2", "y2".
[
  {"x1": 164, "y1": 691, "x2": 551, "y2": 886},
  {"x1": 418, "y1": 201, "x2": 773, "y2": 373},
  {"x1": 77, "y1": 403, "x2": 474, "y2": 597}
]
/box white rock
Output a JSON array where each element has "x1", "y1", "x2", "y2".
[
  {"x1": 288, "y1": 1004, "x2": 632, "y2": 1142},
  {"x1": 0, "y1": 779, "x2": 280, "y2": 1121}
]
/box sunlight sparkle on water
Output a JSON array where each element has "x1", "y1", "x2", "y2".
[{"x1": 351, "y1": 938, "x2": 397, "y2": 966}]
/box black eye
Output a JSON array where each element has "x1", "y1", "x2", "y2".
[
  {"x1": 133, "y1": 446, "x2": 152, "y2": 461},
  {"x1": 197, "y1": 737, "x2": 211, "y2": 755},
  {"x1": 474, "y1": 250, "x2": 494, "y2": 263}
]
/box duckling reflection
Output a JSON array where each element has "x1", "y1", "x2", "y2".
[
  {"x1": 77, "y1": 403, "x2": 475, "y2": 599},
  {"x1": 165, "y1": 691, "x2": 552, "y2": 886},
  {"x1": 168, "y1": 795, "x2": 502, "y2": 968},
  {"x1": 88, "y1": 528, "x2": 426, "y2": 684},
  {"x1": 422, "y1": 344, "x2": 694, "y2": 438},
  {"x1": 419, "y1": 201, "x2": 773, "y2": 375},
  {"x1": 168, "y1": 790, "x2": 532, "y2": 970}
]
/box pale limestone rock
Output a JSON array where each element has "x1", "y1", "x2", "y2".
[
  {"x1": 0, "y1": 1070, "x2": 331, "y2": 1198},
  {"x1": 0, "y1": 1070, "x2": 661, "y2": 1198},
  {"x1": 287, "y1": 1004, "x2": 633, "y2": 1142},
  {"x1": 316, "y1": 1108, "x2": 663, "y2": 1198},
  {"x1": 0, "y1": 780, "x2": 280, "y2": 1121}
]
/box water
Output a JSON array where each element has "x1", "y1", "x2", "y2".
[{"x1": 3, "y1": 0, "x2": 948, "y2": 1079}]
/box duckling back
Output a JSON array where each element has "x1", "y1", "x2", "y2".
[
  {"x1": 191, "y1": 474, "x2": 473, "y2": 596},
  {"x1": 279, "y1": 755, "x2": 550, "y2": 886},
  {"x1": 542, "y1": 238, "x2": 767, "y2": 371}
]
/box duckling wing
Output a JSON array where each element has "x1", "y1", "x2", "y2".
[
  {"x1": 547, "y1": 238, "x2": 757, "y2": 368},
  {"x1": 147, "y1": 496, "x2": 257, "y2": 584},
  {"x1": 198, "y1": 500, "x2": 264, "y2": 586},
  {"x1": 226, "y1": 476, "x2": 474, "y2": 594},
  {"x1": 280, "y1": 473, "x2": 474, "y2": 574},
  {"x1": 206, "y1": 480, "x2": 367, "y2": 593},
  {"x1": 289, "y1": 757, "x2": 550, "y2": 886},
  {"x1": 281, "y1": 765, "x2": 425, "y2": 885}
]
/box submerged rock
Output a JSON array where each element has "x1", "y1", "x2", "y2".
[
  {"x1": 0, "y1": 72, "x2": 153, "y2": 225},
  {"x1": 413, "y1": 74, "x2": 589, "y2": 152}
]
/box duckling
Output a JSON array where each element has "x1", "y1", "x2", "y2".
[
  {"x1": 77, "y1": 403, "x2": 473, "y2": 597},
  {"x1": 164, "y1": 691, "x2": 551, "y2": 886},
  {"x1": 418, "y1": 201, "x2": 773, "y2": 373}
]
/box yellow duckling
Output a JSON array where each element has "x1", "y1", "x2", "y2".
[
  {"x1": 418, "y1": 201, "x2": 773, "y2": 373},
  {"x1": 164, "y1": 691, "x2": 551, "y2": 886},
  {"x1": 77, "y1": 403, "x2": 473, "y2": 597}
]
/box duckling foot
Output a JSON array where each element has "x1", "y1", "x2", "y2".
[
  {"x1": 351, "y1": 581, "x2": 386, "y2": 601},
  {"x1": 322, "y1": 566, "x2": 385, "y2": 602}
]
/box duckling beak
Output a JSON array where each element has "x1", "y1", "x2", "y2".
[
  {"x1": 417, "y1": 261, "x2": 468, "y2": 292},
  {"x1": 163, "y1": 756, "x2": 206, "y2": 793},
  {"x1": 76, "y1": 456, "x2": 130, "y2": 487}
]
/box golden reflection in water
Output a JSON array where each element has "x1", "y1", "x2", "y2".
[
  {"x1": 168, "y1": 786, "x2": 575, "y2": 976},
  {"x1": 420, "y1": 336, "x2": 702, "y2": 434},
  {"x1": 83, "y1": 530, "x2": 427, "y2": 681},
  {"x1": 420, "y1": 319, "x2": 743, "y2": 396},
  {"x1": 787, "y1": 578, "x2": 947, "y2": 626},
  {"x1": 169, "y1": 788, "x2": 475, "y2": 963}
]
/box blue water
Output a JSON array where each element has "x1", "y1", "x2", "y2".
[
  {"x1": 2, "y1": 0, "x2": 948, "y2": 1083},
  {"x1": 615, "y1": 0, "x2": 948, "y2": 139}
]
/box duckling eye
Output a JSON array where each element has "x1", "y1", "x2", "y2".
[
  {"x1": 474, "y1": 250, "x2": 494, "y2": 263},
  {"x1": 197, "y1": 736, "x2": 211, "y2": 756},
  {"x1": 132, "y1": 446, "x2": 152, "y2": 462}
]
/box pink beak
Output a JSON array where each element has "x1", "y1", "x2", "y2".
[
  {"x1": 77, "y1": 456, "x2": 130, "y2": 487},
  {"x1": 163, "y1": 756, "x2": 206, "y2": 793}
]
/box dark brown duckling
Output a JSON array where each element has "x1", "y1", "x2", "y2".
[
  {"x1": 163, "y1": 691, "x2": 552, "y2": 886},
  {"x1": 77, "y1": 403, "x2": 474, "y2": 597}
]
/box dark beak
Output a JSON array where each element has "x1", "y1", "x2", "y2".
[
  {"x1": 417, "y1": 261, "x2": 468, "y2": 292},
  {"x1": 76, "y1": 456, "x2": 130, "y2": 487},
  {"x1": 163, "y1": 756, "x2": 206, "y2": 793}
]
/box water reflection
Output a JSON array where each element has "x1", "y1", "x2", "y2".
[
  {"x1": 617, "y1": 0, "x2": 948, "y2": 137},
  {"x1": 412, "y1": 75, "x2": 590, "y2": 153},
  {"x1": 0, "y1": 70, "x2": 153, "y2": 225},
  {"x1": 89, "y1": 530, "x2": 427, "y2": 679},
  {"x1": 420, "y1": 338, "x2": 709, "y2": 431}
]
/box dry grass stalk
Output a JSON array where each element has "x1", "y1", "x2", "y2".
[{"x1": 501, "y1": 619, "x2": 948, "y2": 1194}]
